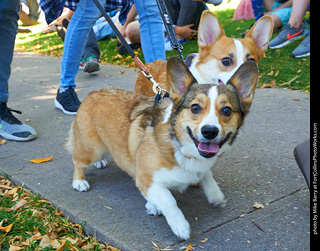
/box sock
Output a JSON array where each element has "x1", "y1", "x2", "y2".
[
  {"x1": 59, "y1": 87, "x2": 69, "y2": 93},
  {"x1": 251, "y1": 0, "x2": 264, "y2": 21}
]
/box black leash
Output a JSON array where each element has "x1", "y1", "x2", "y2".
[{"x1": 155, "y1": 0, "x2": 184, "y2": 61}]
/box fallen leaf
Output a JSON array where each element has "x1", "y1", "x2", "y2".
[
  {"x1": 9, "y1": 245, "x2": 20, "y2": 251},
  {"x1": 29, "y1": 156, "x2": 53, "y2": 163},
  {"x1": 200, "y1": 238, "x2": 208, "y2": 243},
  {"x1": 0, "y1": 184, "x2": 13, "y2": 190},
  {"x1": 55, "y1": 209, "x2": 64, "y2": 216},
  {"x1": 50, "y1": 239, "x2": 62, "y2": 249},
  {"x1": 0, "y1": 139, "x2": 6, "y2": 145},
  {"x1": 39, "y1": 234, "x2": 51, "y2": 248},
  {"x1": 0, "y1": 223, "x2": 14, "y2": 233},
  {"x1": 4, "y1": 186, "x2": 19, "y2": 197},
  {"x1": 253, "y1": 202, "x2": 264, "y2": 209},
  {"x1": 185, "y1": 243, "x2": 195, "y2": 251},
  {"x1": 31, "y1": 232, "x2": 43, "y2": 241},
  {"x1": 9, "y1": 199, "x2": 29, "y2": 211},
  {"x1": 257, "y1": 80, "x2": 276, "y2": 89}
]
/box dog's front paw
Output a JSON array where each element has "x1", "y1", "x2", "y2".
[
  {"x1": 208, "y1": 191, "x2": 227, "y2": 207},
  {"x1": 145, "y1": 202, "x2": 162, "y2": 216},
  {"x1": 72, "y1": 179, "x2": 90, "y2": 192},
  {"x1": 169, "y1": 217, "x2": 190, "y2": 240},
  {"x1": 94, "y1": 160, "x2": 108, "y2": 169}
]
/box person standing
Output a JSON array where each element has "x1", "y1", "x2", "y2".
[{"x1": 0, "y1": 0, "x2": 37, "y2": 141}]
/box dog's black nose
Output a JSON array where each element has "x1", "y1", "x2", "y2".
[{"x1": 201, "y1": 125, "x2": 219, "y2": 140}]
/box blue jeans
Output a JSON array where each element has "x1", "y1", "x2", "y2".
[
  {"x1": 93, "y1": 15, "x2": 117, "y2": 41},
  {"x1": 0, "y1": 0, "x2": 20, "y2": 103},
  {"x1": 60, "y1": 0, "x2": 165, "y2": 89}
]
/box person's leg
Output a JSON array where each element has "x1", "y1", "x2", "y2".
[
  {"x1": 262, "y1": 0, "x2": 275, "y2": 12},
  {"x1": 59, "y1": 0, "x2": 104, "y2": 89},
  {"x1": 163, "y1": 0, "x2": 180, "y2": 25},
  {"x1": 0, "y1": 0, "x2": 36, "y2": 141},
  {"x1": 175, "y1": 0, "x2": 207, "y2": 30},
  {"x1": 82, "y1": 29, "x2": 100, "y2": 60},
  {"x1": 134, "y1": 0, "x2": 165, "y2": 63},
  {"x1": 288, "y1": 0, "x2": 310, "y2": 28},
  {"x1": 269, "y1": 0, "x2": 310, "y2": 49},
  {"x1": 0, "y1": 0, "x2": 19, "y2": 104},
  {"x1": 251, "y1": 0, "x2": 264, "y2": 21},
  {"x1": 92, "y1": 14, "x2": 117, "y2": 41},
  {"x1": 81, "y1": 28, "x2": 100, "y2": 73},
  {"x1": 269, "y1": 7, "x2": 292, "y2": 30},
  {"x1": 56, "y1": 0, "x2": 105, "y2": 115},
  {"x1": 126, "y1": 20, "x2": 141, "y2": 44}
]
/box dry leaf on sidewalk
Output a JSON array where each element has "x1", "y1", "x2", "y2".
[
  {"x1": 253, "y1": 202, "x2": 264, "y2": 209},
  {"x1": 29, "y1": 156, "x2": 53, "y2": 163}
]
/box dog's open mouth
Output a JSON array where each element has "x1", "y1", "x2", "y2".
[
  {"x1": 218, "y1": 79, "x2": 225, "y2": 85},
  {"x1": 187, "y1": 127, "x2": 232, "y2": 158}
]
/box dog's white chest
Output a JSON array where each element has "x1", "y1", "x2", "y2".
[{"x1": 153, "y1": 166, "x2": 206, "y2": 192}]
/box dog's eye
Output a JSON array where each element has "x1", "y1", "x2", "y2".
[
  {"x1": 191, "y1": 104, "x2": 202, "y2": 114},
  {"x1": 222, "y1": 107, "x2": 232, "y2": 116},
  {"x1": 221, "y1": 57, "x2": 232, "y2": 66}
]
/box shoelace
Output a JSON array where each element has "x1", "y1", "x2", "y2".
[
  {"x1": 59, "y1": 88, "x2": 81, "y2": 106},
  {"x1": 0, "y1": 106, "x2": 22, "y2": 125}
]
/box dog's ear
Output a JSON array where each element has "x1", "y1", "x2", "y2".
[
  {"x1": 166, "y1": 57, "x2": 196, "y2": 96},
  {"x1": 198, "y1": 10, "x2": 225, "y2": 47},
  {"x1": 245, "y1": 15, "x2": 274, "y2": 52},
  {"x1": 227, "y1": 61, "x2": 258, "y2": 115}
]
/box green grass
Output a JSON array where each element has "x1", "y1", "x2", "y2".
[
  {"x1": 0, "y1": 175, "x2": 118, "y2": 250},
  {"x1": 15, "y1": 8, "x2": 310, "y2": 92}
]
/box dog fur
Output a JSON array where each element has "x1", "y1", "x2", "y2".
[
  {"x1": 67, "y1": 57, "x2": 259, "y2": 240},
  {"x1": 134, "y1": 10, "x2": 272, "y2": 97}
]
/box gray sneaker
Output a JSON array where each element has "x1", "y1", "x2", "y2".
[
  {"x1": 0, "y1": 103, "x2": 37, "y2": 141},
  {"x1": 269, "y1": 24, "x2": 305, "y2": 49},
  {"x1": 292, "y1": 34, "x2": 310, "y2": 58}
]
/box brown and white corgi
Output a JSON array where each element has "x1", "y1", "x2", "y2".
[
  {"x1": 67, "y1": 57, "x2": 259, "y2": 240},
  {"x1": 134, "y1": 10, "x2": 272, "y2": 97}
]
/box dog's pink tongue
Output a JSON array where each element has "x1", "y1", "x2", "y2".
[{"x1": 198, "y1": 142, "x2": 219, "y2": 153}]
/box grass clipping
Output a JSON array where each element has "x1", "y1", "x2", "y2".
[{"x1": 0, "y1": 175, "x2": 119, "y2": 251}]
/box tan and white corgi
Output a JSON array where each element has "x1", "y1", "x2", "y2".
[
  {"x1": 134, "y1": 10, "x2": 272, "y2": 96},
  {"x1": 67, "y1": 57, "x2": 259, "y2": 240}
]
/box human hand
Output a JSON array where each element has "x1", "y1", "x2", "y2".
[{"x1": 175, "y1": 24, "x2": 197, "y2": 40}]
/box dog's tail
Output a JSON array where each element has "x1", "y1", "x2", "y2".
[{"x1": 65, "y1": 121, "x2": 75, "y2": 155}]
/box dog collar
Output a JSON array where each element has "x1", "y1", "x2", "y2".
[{"x1": 185, "y1": 53, "x2": 198, "y2": 69}]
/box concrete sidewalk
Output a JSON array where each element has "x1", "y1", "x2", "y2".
[{"x1": 1, "y1": 52, "x2": 310, "y2": 250}]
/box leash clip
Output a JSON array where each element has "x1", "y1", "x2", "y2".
[{"x1": 141, "y1": 70, "x2": 168, "y2": 96}]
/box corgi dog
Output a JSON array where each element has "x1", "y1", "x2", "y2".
[
  {"x1": 67, "y1": 57, "x2": 259, "y2": 240},
  {"x1": 134, "y1": 10, "x2": 273, "y2": 97}
]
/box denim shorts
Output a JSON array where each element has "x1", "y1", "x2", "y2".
[{"x1": 269, "y1": 1, "x2": 292, "y2": 26}]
